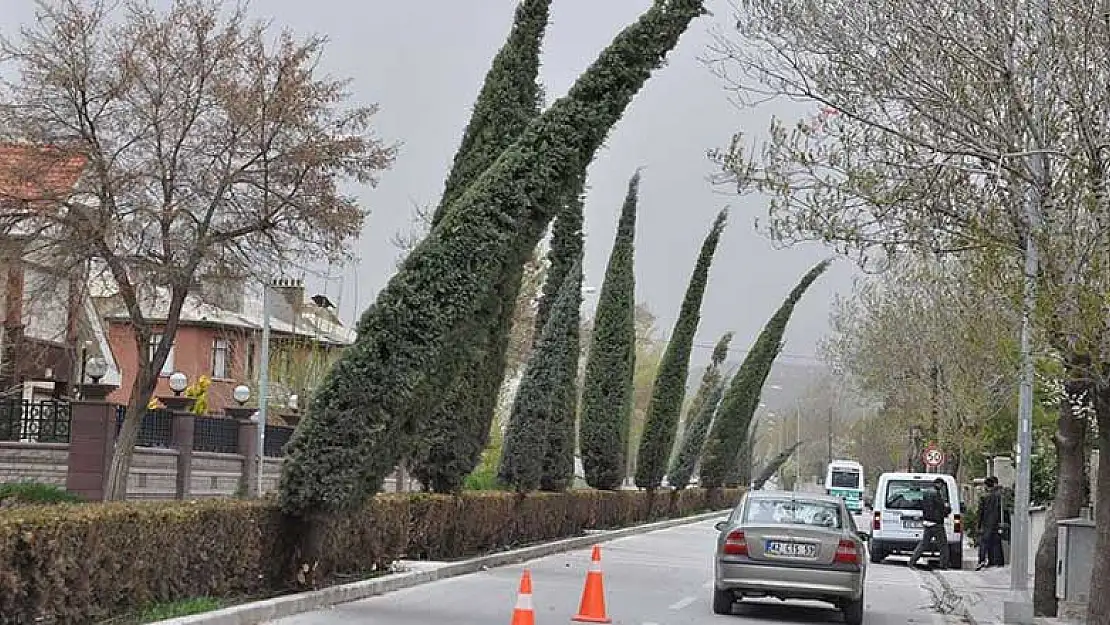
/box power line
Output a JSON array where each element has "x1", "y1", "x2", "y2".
[{"x1": 689, "y1": 341, "x2": 825, "y2": 364}]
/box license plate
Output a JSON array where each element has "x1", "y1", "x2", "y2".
[
  {"x1": 902, "y1": 519, "x2": 923, "y2": 529},
  {"x1": 765, "y1": 540, "x2": 817, "y2": 558}
]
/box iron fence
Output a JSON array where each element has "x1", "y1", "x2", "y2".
[
  {"x1": 0, "y1": 399, "x2": 72, "y2": 443},
  {"x1": 193, "y1": 416, "x2": 240, "y2": 454},
  {"x1": 264, "y1": 425, "x2": 294, "y2": 457},
  {"x1": 115, "y1": 406, "x2": 174, "y2": 449}
]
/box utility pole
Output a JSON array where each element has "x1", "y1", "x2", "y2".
[
  {"x1": 256, "y1": 281, "x2": 273, "y2": 497},
  {"x1": 827, "y1": 406, "x2": 834, "y2": 466},
  {"x1": 1005, "y1": 1, "x2": 1048, "y2": 621},
  {"x1": 795, "y1": 400, "x2": 801, "y2": 487}
]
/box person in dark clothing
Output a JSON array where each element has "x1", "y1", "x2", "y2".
[
  {"x1": 909, "y1": 478, "x2": 952, "y2": 570},
  {"x1": 977, "y1": 476, "x2": 1005, "y2": 570}
]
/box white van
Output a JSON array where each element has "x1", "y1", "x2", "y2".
[{"x1": 868, "y1": 472, "x2": 963, "y2": 569}]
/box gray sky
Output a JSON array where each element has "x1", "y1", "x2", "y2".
[{"x1": 3, "y1": 0, "x2": 859, "y2": 369}]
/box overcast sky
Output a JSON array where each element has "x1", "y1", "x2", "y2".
[{"x1": 3, "y1": 0, "x2": 859, "y2": 369}]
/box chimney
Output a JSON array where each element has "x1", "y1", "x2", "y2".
[{"x1": 269, "y1": 278, "x2": 305, "y2": 327}]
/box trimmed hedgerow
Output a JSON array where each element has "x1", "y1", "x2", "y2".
[
  {"x1": 700, "y1": 260, "x2": 831, "y2": 489},
  {"x1": 280, "y1": 0, "x2": 709, "y2": 516},
  {"x1": 580, "y1": 172, "x2": 641, "y2": 490},
  {"x1": 0, "y1": 487, "x2": 741, "y2": 624},
  {"x1": 408, "y1": 0, "x2": 552, "y2": 494},
  {"x1": 499, "y1": 259, "x2": 583, "y2": 492},
  {"x1": 635, "y1": 209, "x2": 728, "y2": 490}
]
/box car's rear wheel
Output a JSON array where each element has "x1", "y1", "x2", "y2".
[
  {"x1": 712, "y1": 588, "x2": 735, "y2": 615},
  {"x1": 842, "y1": 594, "x2": 864, "y2": 625}
]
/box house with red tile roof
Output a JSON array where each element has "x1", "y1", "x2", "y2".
[{"x1": 0, "y1": 143, "x2": 121, "y2": 400}]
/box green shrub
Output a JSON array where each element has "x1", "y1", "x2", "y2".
[
  {"x1": 0, "y1": 487, "x2": 741, "y2": 624},
  {"x1": 0, "y1": 482, "x2": 83, "y2": 506}
]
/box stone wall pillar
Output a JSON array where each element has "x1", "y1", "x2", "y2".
[
  {"x1": 163, "y1": 396, "x2": 195, "y2": 499},
  {"x1": 65, "y1": 387, "x2": 119, "y2": 501},
  {"x1": 227, "y1": 406, "x2": 258, "y2": 497}
]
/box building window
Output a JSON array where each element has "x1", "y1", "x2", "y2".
[
  {"x1": 246, "y1": 340, "x2": 256, "y2": 380},
  {"x1": 212, "y1": 338, "x2": 230, "y2": 379},
  {"x1": 148, "y1": 334, "x2": 174, "y2": 376}
]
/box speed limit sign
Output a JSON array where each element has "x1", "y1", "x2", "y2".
[{"x1": 923, "y1": 445, "x2": 945, "y2": 469}]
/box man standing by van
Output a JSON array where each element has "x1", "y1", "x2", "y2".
[
  {"x1": 976, "y1": 477, "x2": 1005, "y2": 570},
  {"x1": 909, "y1": 478, "x2": 952, "y2": 570}
]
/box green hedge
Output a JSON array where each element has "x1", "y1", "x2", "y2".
[{"x1": 0, "y1": 487, "x2": 741, "y2": 624}]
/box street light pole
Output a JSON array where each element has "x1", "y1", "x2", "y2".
[
  {"x1": 1006, "y1": 0, "x2": 1048, "y2": 619},
  {"x1": 795, "y1": 400, "x2": 801, "y2": 487},
  {"x1": 256, "y1": 282, "x2": 273, "y2": 497}
]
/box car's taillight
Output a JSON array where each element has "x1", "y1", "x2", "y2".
[
  {"x1": 954, "y1": 514, "x2": 962, "y2": 534},
  {"x1": 723, "y1": 530, "x2": 748, "y2": 555},
  {"x1": 834, "y1": 539, "x2": 860, "y2": 565},
  {"x1": 872, "y1": 511, "x2": 881, "y2": 531}
]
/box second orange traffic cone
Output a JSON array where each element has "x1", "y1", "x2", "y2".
[
  {"x1": 571, "y1": 545, "x2": 611, "y2": 623},
  {"x1": 510, "y1": 569, "x2": 536, "y2": 625}
]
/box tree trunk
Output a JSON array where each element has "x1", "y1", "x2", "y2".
[
  {"x1": 1086, "y1": 387, "x2": 1110, "y2": 624},
  {"x1": 1034, "y1": 374, "x2": 1089, "y2": 616},
  {"x1": 103, "y1": 362, "x2": 160, "y2": 500}
]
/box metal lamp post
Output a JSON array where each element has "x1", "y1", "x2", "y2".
[{"x1": 256, "y1": 282, "x2": 273, "y2": 497}]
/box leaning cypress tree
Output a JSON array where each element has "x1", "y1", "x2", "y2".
[
  {"x1": 752, "y1": 441, "x2": 803, "y2": 490},
  {"x1": 699, "y1": 260, "x2": 831, "y2": 489},
  {"x1": 669, "y1": 331, "x2": 734, "y2": 489},
  {"x1": 580, "y1": 172, "x2": 641, "y2": 490},
  {"x1": 499, "y1": 259, "x2": 583, "y2": 492},
  {"x1": 538, "y1": 188, "x2": 585, "y2": 491},
  {"x1": 735, "y1": 418, "x2": 761, "y2": 487},
  {"x1": 668, "y1": 377, "x2": 726, "y2": 490},
  {"x1": 408, "y1": 0, "x2": 551, "y2": 493},
  {"x1": 534, "y1": 178, "x2": 586, "y2": 336},
  {"x1": 280, "y1": 0, "x2": 709, "y2": 517},
  {"x1": 635, "y1": 209, "x2": 728, "y2": 489},
  {"x1": 431, "y1": 0, "x2": 549, "y2": 225}
]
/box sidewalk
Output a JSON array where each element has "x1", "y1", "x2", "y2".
[{"x1": 930, "y1": 564, "x2": 1075, "y2": 624}]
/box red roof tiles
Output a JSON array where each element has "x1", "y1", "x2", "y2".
[{"x1": 0, "y1": 144, "x2": 88, "y2": 202}]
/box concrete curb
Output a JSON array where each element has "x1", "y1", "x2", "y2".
[{"x1": 156, "y1": 509, "x2": 730, "y2": 625}]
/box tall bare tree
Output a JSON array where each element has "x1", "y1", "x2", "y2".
[{"x1": 0, "y1": 0, "x2": 395, "y2": 499}]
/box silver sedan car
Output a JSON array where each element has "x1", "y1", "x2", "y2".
[{"x1": 712, "y1": 491, "x2": 869, "y2": 624}]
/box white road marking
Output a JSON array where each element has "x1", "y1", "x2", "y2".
[{"x1": 668, "y1": 596, "x2": 696, "y2": 610}]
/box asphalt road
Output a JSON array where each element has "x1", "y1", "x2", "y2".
[{"x1": 270, "y1": 514, "x2": 952, "y2": 625}]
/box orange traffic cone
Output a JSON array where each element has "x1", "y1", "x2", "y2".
[
  {"x1": 572, "y1": 545, "x2": 612, "y2": 623},
  {"x1": 510, "y1": 569, "x2": 536, "y2": 625}
]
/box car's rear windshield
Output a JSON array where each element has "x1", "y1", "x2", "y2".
[
  {"x1": 743, "y1": 498, "x2": 843, "y2": 529},
  {"x1": 830, "y1": 470, "x2": 860, "y2": 489},
  {"x1": 884, "y1": 480, "x2": 950, "y2": 510}
]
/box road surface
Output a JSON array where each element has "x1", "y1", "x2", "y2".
[{"x1": 270, "y1": 515, "x2": 952, "y2": 625}]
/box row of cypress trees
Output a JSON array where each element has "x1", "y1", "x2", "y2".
[
  {"x1": 496, "y1": 168, "x2": 830, "y2": 493},
  {"x1": 279, "y1": 0, "x2": 712, "y2": 516},
  {"x1": 278, "y1": 0, "x2": 832, "y2": 532}
]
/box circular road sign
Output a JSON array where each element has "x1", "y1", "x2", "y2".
[{"x1": 923, "y1": 446, "x2": 945, "y2": 468}]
